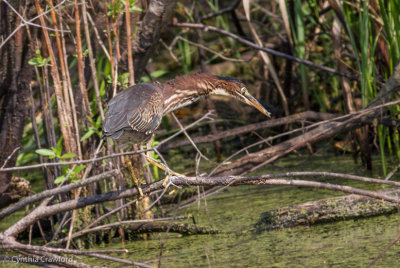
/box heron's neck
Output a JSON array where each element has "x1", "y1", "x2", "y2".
[{"x1": 162, "y1": 73, "x2": 220, "y2": 114}]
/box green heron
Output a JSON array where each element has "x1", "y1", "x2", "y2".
[{"x1": 103, "y1": 73, "x2": 271, "y2": 145}]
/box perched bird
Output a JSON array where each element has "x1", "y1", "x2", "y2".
[{"x1": 103, "y1": 73, "x2": 271, "y2": 146}]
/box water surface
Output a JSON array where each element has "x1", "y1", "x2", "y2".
[{"x1": 94, "y1": 154, "x2": 400, "y2": 267}]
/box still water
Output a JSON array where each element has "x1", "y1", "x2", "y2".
[{"x1": 93, "y1": 154, "x2": 400, "y2": 267}]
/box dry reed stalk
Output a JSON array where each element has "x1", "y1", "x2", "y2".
[
  {"x1": 34, "y1": 0, "x2": 76, "y2": 154},
  {"x1": 126, "y1": 0, "x2": 135, "y2": 86},
  {"x1": 59, "y1": 21, "x2": 83, "y2": 159},
  {"x1": 104, "y1": 0, "x2": 116, "y2": 91},
  {"x1": 74, "y1": 0, "x2": 92, "y2": 119},
  {"x1": 81, "y1": 0, "x2": 105, "y2": 120},
  {"x1": 110, "y1": 0, "x2": 121, "y2": 61},
  {"x1": 49, "y1": 0, "x2": 83, "y2": 160},
  {"x1": 243, "y1": 0, "x2": 289, "y2": 116}
]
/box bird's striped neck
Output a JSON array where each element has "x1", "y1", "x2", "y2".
[{"x1": 162, "y1": 73, "x2": 224, "y2": 114}]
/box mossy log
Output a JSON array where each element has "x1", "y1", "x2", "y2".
[
  {"x1": 127, "y1": 222, "x2": 220, "y2": 235},
  {"x1": 255, "y1": 190, "x2": 400, "y2": 233}
]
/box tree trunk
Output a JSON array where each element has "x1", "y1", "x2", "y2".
[{"x1": 0, "y1": 1, "x2": 35, "y2": 209}]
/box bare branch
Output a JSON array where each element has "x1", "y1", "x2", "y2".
[
  {"x1": 160, "y1": 111, "x2": 336, "y2": 151},
  {"x1": 0, "y1": 147, "x2": 20, "y2": 169},
  {"x1": 0, "y1": 0, "x2": 71, "y2": 49},
  {"x1": 0, "y1": 170, "x2": 120, "y2": 221},
  {"x1": 174, "y1": 36, "x2": 245, "y2": 62},
  {"x1": 132, "y1": 0, "x2": 177, "y2": 81},
  {"x1": 174, "y1": 22, "x2": 358, "y2": 80},
  {"x1": 4, "y1": 171, "x2": 400, "y2": 238}
]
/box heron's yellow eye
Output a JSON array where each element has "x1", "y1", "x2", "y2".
[{"x1": 241, "y1": 87, "x2": 248, "y2": 94}]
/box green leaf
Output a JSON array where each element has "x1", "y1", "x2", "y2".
[
  {"x1": 43, "y1": 57, "x2": 51, "y2": 65},
  {"x1": 70, "y1": 177, "x2": 81, "y2": 183},
  {"x1": 87, "y1": 115, "x2": 96, "y2": 126},
  {"x1": 72, "y1": 164, "x2": 86, "y2": 174},
  {"x1": 130, "y1": 6, "x2": 143, "y2": 12},
  {"x1": 35, "y1": 149, "x2": 56, "y2": 157},
  {"x1": 60, "y1": 153, "x2": 76, "y2": 159},
  {"x1": 28, "y1": 58, "x2": 41, "y2": 67},
  {"x1": 80, "y1": 129, "x2": 95, "y2": 141},
  {"x1": 141, "y1": 70, "x2": 168, "y2": 82},
  {"x1": 54, "y1": 175, "x2": 66, "y2": 184},
  {"x1": 95, "y1": 115, "x2": 102, "y2": 127},
  {"x1": 50, "y1": 147, "x2": 61, "y2": 158},
  {"x1": 151, "y1": 70, "x2": 168, "y2": 78},
  {"x1": 61, "y1": 166, "x2": 69, "y2": 174},
  {"x1": 56, "y1": 137, "x2": 63, "y2": 155}
]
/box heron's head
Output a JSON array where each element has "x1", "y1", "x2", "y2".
[{"x1": 213, "y1": 76, "x2": 271, "y2": 118}]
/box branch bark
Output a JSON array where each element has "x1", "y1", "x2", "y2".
[
  {"x1": 132, "y1": 0, "x2": 177, "y2": 81},
  {"x1": 3, "y1": 171, "x2": 400, "y2": 238},
  {"x1": 0, "y1": 170, "x2": 119, "y2": 221}
]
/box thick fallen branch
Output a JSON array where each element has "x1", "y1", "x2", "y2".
[
  {"x1": 0, "y1": 169, "x2": 119, "y2": 221},
  {"x1": 3, "y1": 171, "x2": 400, "y2": 238},
  {"x1": 254, "y1": 189, "x2": 400, "y2": 233}
]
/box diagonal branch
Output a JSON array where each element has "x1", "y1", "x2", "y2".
[
  {"x1": 0, "y1": 170, "x2": 119, "y2": 221},
  {"x1": 132, "y1": 0, "x2": 177, "y2": 81},
  {"x1": 174, "y1": 22, "x2": 358, "y2": 80}
]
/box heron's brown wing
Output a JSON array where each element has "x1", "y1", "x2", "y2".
[
  {"x1": 126, "y1": 87, "x2": 163, "y2": 134},
  {"x1": 103, "y1": 83, "x2": 163, "y2": 139}
]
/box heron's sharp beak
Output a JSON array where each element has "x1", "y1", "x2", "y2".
[{"x1": 243, "y1": 92, "x2": 271, "y2": 118}]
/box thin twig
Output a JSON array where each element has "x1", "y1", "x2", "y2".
[
  {"x1": 85, "y1": 253, "x2": 155, "y2": 268},
  {"x1": 200, "y1": 0, "x2": 241, "y2": 20},
  {"x1": 174, "y1": 22, "x2": 358, "y2": 80},
  {"x1": 171, "y1": 113, "x2": 211, "y2": 162},
  {"x1": 1, "y1": 0, "x2": 71, "y2": 49},
  {"x1": 385, "y1": 163, "x2": 400, "y2": 181},
  {"x1": 1, "y1": 147, "x2": 20, "y2": 169},
  {"x1": 87, "y1": 12, "x2": 111, "y2": 60},
  {"x1": 175, "y1": 36, "x2": 245, "y2": 62},
  {"x1": 366, "y1": 233, "x2": 400, "y2": 267}
]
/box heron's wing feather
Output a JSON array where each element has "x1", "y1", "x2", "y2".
[
  {"x1": 127, "y1": 88, "x2": 163, "y2": 134},
  {"x1": 103, "y1": 83, "x2": 163, "y2": 137}
]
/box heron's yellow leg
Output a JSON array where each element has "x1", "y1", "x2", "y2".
[
  {"x1": 126, "y1": 158, "x2": 143, "y2": 196},
  {"x1": 143, "y1": 155, "x2": 183, "y2": 187}
]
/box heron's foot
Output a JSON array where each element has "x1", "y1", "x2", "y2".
[
  {"x1": 144, "y1": 155, "x2": 183, "y2": 177},
  {"x1": 162, "y1": 175, "x2": 169, "y2": 188},
  {"x1": 162, "y1": 175, "x2": 182, "y2": 189},
  {"x1": 126, "y1": 159, "x2": 143, "y2": 196}
]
